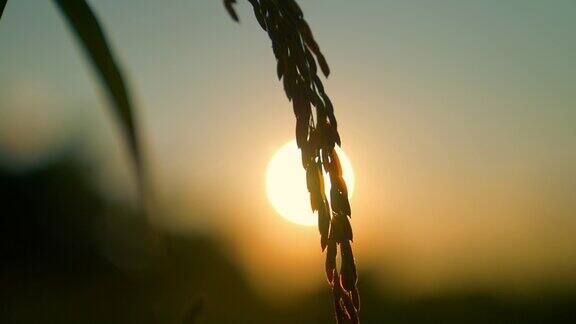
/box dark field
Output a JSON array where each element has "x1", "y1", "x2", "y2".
[{"x1": 1, "y1": 154, "x2": 574, "y2": 323}]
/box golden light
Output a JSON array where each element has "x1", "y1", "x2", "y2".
[{"x1": 266, "y1": 140, "x2": 355, "y2": 226}]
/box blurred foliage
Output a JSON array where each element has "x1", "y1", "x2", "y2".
[{"x1": 1, "y1": 153, "x2": 575, "y2": 323}]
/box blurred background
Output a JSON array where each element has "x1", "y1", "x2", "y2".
[{"x1": 1, "y1": 0, "x2": 575, "y2": 322}]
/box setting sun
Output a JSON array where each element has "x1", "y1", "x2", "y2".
[{"x1": 265, "y1": 140, "x2": 355, "y2": 226}]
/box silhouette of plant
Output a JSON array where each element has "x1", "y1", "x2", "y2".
[
  {"x1": 0, "y1": 0, "x2": 144, "y2": 202},
  {"x1": 1, "y1": 0, "x2": 359, "y2": 321},
  {"x1": 225, "y1": 1, "x2": 360, "y2": 322},
  {"x1": 0, "y1": 1, "x2": 6, "y2": 19}
]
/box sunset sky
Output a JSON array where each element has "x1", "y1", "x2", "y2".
[{"x1": 1, "y1": 0, "x2": 575, "y2": 303}]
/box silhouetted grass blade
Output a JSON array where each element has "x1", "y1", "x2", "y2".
[
  {"x1": 224, "y1": 0, "x2": 239, "y2": 22},
  {"x1": 52, "y1": 0, "x2": 144, "y2": 200},
  {"x1": 0, "y1": 0, "x2": 7, "y2": 21}
]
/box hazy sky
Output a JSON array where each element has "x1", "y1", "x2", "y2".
[{"x1": 1, "y1": 0, "x2": 575, "y2": 300}]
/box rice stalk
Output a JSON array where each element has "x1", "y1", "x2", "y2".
[{"x1": 225, "y1": 1, "x2": 360, "y2": 322}]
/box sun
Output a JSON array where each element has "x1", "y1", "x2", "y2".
[{"x1": 266, "y1": 140, "x2": 355, "y2": 226}]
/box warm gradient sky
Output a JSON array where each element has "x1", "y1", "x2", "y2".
[{"x1": 1, "y1": 0, "x2": 575, "y2": 302}]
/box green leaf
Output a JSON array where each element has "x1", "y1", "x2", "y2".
[
  {"x1": 52, "y1": 0, "x2": 145, "y2": 199},
  {"x1": 1, "y1": 0, "x2": 8, "y2": 21}
]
